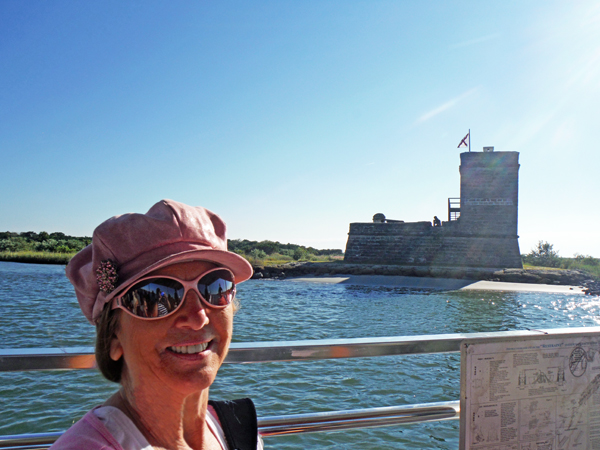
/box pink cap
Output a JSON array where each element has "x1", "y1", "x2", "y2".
[{"x1": 66, "y1": 199, "x2": 253, "y2": 324}]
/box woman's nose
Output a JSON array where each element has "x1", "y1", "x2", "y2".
[{"x1": 174, "y1": 290, "x2": 209, "y2": 329}]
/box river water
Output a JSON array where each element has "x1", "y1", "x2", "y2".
[{"x1": 1, "y1": 261, "x2": 599, "y2": 449}]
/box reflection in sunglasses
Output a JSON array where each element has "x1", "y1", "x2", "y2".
[
  {"x1": 118, "y1": 270, "x2": 235, "y2": 318},
  {"x1": 121, "y1": 280, "x2": 184, "y2": 318}
]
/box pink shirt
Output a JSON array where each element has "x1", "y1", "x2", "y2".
[
  {"x1": 49, "y1": 406, "x2": 263, "y2": 450},
  {"x1": 50, "y1": 409, "x2": 125, "y2": 450}
]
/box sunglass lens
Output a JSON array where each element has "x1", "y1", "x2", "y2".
[
  {"x1": 120, "y1": 278, "x2": 185, "y2": 318},
  {"x1": 197, "y1": 269, "x2": 235, "y2": 307}
]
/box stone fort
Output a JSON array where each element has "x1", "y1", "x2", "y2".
[{"x1": 344, "y1": 150, "x2": 523, "y2": 268}]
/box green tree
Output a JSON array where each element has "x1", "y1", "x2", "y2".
[
  {"x1": 250, "y1": 249, "x2": 267, "y2": 260},
  {"x1": 66, "y1": 239, "x2": 86, "y2": 252},
  {"x1": 526, "y1": 241, "x2": 560, "y2": 267},
  {"x1": 256, "y1": 240, "x2": 280, "y2": 255},
  {"x1": 21, "y1": 231, "x2": 39, "y2": 241},
  {"x1": 293, "y1": 247, "x2": 307, "y2": 261},
  {"x1": 574, "y1": 254, "x2": 599, "y2": 266},
  {"x1": 0, "y1": 239, "x2": 22, "y2": 252},
  {"x1": 36, "y1": 239, "x2": 59, "y2": 252},
  {"x1": 0, "y1": 237, "x2": 30, "y2": 252}
]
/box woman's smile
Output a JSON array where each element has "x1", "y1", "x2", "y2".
[{"x1": 168, "y1": 341, "x2": 210, "y2": 354}]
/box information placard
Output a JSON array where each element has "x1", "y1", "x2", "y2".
[{"x1": 460, "y1": 332, "x2": 600, "y2": 450}]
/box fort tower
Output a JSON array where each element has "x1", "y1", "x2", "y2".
[{"x1": 457, "y1": 151, "x2": 519, "y2": 237}]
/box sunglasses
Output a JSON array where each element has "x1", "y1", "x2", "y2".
[{"x1": 112, "y1": 268, "x2": 236, "y2": 320}]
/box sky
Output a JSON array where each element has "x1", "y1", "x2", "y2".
[{"x1": 1, "y1": 1, "x2": 600, "y2": 257}]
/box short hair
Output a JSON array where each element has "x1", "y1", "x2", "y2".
[{"x1": 95, "y1": 304, "x2": 122, "y2": 383}]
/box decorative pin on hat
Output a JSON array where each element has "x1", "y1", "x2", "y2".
[{"x1": 96, "y1": 259, "x2": 119, "y2": 294}]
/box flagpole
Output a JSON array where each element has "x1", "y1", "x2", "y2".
[{"x1": 469, "y1": 128, "x2": 471, "y2": 152}]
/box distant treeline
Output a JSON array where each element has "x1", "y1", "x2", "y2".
[
  {"x1": 0, "y1": 232, "x2": 344, "y2": 263},
  {"x1": 0, "y1": 231, "x2": 91, "y2": 254},
  {"x1": 228, "y1": 239, "x2": 343, "y2": 261},
  {"x1": 522, "y1": 240, "x2": 599, "y2": 279}
]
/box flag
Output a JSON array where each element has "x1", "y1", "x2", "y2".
[{"x1": 457, "y1": 132, "x2": 469, "y2": 148}]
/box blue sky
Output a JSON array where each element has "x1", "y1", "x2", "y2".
[{"x1": 2, "y1": 1, "x2": 599, "y2": 257}]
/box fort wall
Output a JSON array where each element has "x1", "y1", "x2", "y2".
[{"x1": 344, "y1": 151, "x2": 523, "y2": 269}]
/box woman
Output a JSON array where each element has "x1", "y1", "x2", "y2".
[{"x1": 51, "y1": 199, "x2": 263, "y2": 450}]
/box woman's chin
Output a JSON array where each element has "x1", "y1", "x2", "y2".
[{"x1": 156, "y1": 357, "x2": 220, "y2": 395}]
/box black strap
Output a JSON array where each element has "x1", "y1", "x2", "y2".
[{"x1": 208, "y1": 398, "x2": 258, "y2": 450}]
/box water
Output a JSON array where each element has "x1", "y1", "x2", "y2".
[{"x1": 1, "y1": 261, "x2": 599, "y2": 449}]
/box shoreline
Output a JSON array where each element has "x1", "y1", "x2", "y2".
[
  {"x1": 286, "y1": 275, "x2": 586, "y2": 294},
  {"x1": 251, "y1": 262, "x2": 600, "y2": 295},
  {"x1": 1, "y1": 258, "x2": 597, "y2": 295}
]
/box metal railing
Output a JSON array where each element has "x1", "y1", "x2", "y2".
[
  {"x1": 0, "y1": 402, "x2": 461, "y2": 449},
  {"x1": 448, "y1": 197, "x2": 461, "y2": 221},
  {"x1": 1, "y1": 327, "x2": 598, "y2": 449}
]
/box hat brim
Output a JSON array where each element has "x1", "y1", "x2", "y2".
[{"x1": 105, "y1": 249, "x2": 253, "y2": 302}]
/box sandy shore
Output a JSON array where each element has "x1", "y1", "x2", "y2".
[{"x1": 288, "y1": 275, "x2": 585, "y2": 294}]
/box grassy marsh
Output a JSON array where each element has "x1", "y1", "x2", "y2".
[{"x1": 0, "y1": 251, "x2": 74, "y2": 265}]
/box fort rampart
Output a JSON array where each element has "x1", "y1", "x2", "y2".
[{"x1": 344, "y1": 151, "x2": 523, "y2": 269}]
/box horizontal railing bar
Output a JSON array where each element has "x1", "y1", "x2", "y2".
[
  {"x1": 0, "y1": 446, "x2": 49, "y2": 450},
  {"x1": 0, "y1": 347, "x2": 96, "y2": 372},
  {"x1": 258, "y1": 401, "x2": 460, "y2": 436},
  {"x1": 0, "y1": 432, "x2": 62, "y2": 448},
  {"x1": 0, "y1": 401, "x2": 460, "y2": 448},
  {"x1": 225, "y1": 329, "x2": 558, "y2": 364},
  {"x1": 1, "y1": 327, "x2": 599, "y2": 372},
  {"x1": 0, "y1": 444, "x2": 49, "y2": 449}
]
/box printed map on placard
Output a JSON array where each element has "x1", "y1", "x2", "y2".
[{"x1": 461, "y1": 334, "x2": 600, "y2": 450}]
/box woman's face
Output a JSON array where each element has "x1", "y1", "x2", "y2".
[{"x1": 110, "y1": 261, "x2": 234, "y2": 396}]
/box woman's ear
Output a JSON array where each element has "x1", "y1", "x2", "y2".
[{"x1": 110, "y1": 335, "x2": 124, "y2": 361}]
